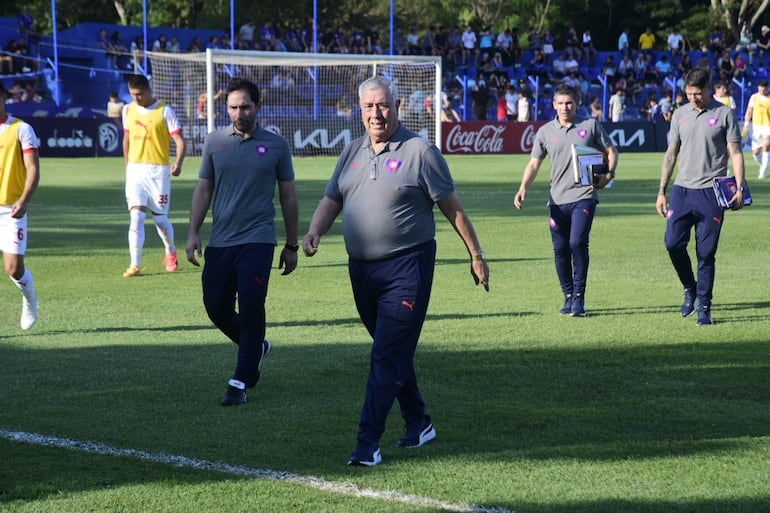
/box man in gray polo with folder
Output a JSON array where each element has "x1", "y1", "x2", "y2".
[
  {"x1": 514, "y1": 84, "x2": 618, "y2": 317},
  {"x1": 656, "y1": 67, "x2": 745, "y2": 326}
]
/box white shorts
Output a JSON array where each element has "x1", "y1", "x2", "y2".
[
  {"x1": 0, "y1": 205, "x2": 27, "y2": 255},
  {"x1": 125, "y1": 162, "x2": 172, "y2": 214},
  {"x1": 751, "y1": 124, "x2": 770, "y2": 149}
]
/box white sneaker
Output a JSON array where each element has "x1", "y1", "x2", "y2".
[{"x1": 21, "y1": 294, "x2": 38, "y2": 330}]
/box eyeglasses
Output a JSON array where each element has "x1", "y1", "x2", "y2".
[{"x1": 370, "y1": 157, "x2": 378, "y2": 180}]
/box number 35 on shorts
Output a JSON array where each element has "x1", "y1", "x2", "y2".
[{"x1": 158, "y1": 194, "x2": 169, "y2": 205}]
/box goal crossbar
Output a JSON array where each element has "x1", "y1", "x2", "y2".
[{"x1": 145, "y1": 49, "x2": 442, "y2": 157}]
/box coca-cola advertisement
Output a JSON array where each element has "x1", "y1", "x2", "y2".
[{"x1": 442, "y1": 121, "x2": 546, "y2": 155}]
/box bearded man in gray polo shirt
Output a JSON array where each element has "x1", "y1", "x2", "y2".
[
  {"x1": 303, "y1": 76, "x2": 489, "y2": 467},
  {"x1": 514, "y1": 84, "x2": 618, "y2": 317},
  {"x1": 187, "y1": 78, "x2": 299, "y2": 406},
  {"x1": 656, "y1": 67, "x2": 745, "y2": 326}
]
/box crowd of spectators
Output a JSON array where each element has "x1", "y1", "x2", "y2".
[
  {"x1": 439, "y1": 21, "x2": 736, "y2": 124},
  {"x1": 88, "y1": 19, "x2": 761, "y2": 121},
  {"x1": 6, "y1": 13, "x2": 770, "y2": 120},
  {"x1": 1, "y1": 35, "x2": 37, "y2": 75},
  {"x1": 2, "y1": 80, "x2": 44, "y2": 103},
  {"x1": 189, "y1": 20, "x2": 760, "y2": 122},
  {"x1": 1, "y1": 12, "x2": 44, "y2": 104}
]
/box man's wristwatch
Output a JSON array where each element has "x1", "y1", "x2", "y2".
[
  {"x1": 285, "y1": 243, "x2": 299, "y2": 252},
  {"x1": 472, "y1": 251, "x2": 487, "y2": 261}
]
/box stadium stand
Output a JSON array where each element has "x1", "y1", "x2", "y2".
[
  {"x1": 0, "y1": 17, "x2": 759, "y2": 121},
  {"x1": 1, "y1": 18, "x2": 225, "y2": 111}
]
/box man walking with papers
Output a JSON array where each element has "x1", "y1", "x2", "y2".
[
  {"x1": 656, "y1": 68, "x2": 746, "y2": 326},
  {"x1": 514, "y1": 84, "x2": 618, "y2": 317}
]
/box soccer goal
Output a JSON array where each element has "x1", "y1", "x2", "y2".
[{"x1": 145, "y1": 49, "x2": 442, "y2": 157}]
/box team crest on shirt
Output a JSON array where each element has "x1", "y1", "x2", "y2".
[
  {"x1": 385, "y1": 158, "x2": 403, "y2": 173},
  {"x1": 707, "y1": 117, "x2": 718, "y2": 127},
  {"x1": 578, "y1": 129, "x2": 588, "y2": 139},
  {"x1": 256, "y1": 145, "x2": 268, "y2": 156}
]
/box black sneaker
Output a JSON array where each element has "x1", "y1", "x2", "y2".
[
  {"x1": 570, "y1": 294, "x2": 586, "y2": 317},
  {"x1": 397, "y1": 415, "x2": 436, "y2": 448},
  {"x1": 347, "y1": 441, "x2": 382, "y2": 466},
  {"x1": 221, "y1": 385, "x2": 247, "y2": 406},
  {"x1": 559, "y1": 294, "x2": 573, "y2": 315},
  {"x1": 696, "y1": 302, "x2": 713, "y2": 326},
  {"x1": 681, "y1": 286, "x2": 697, "y2": 317}
]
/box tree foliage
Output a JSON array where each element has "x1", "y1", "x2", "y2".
[{"x1": 712, "y1": 0, "x2": 770, "y2": 43}]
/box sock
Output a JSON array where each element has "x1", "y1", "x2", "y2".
[
  {"x1": 228, "y1": 379, "x2": 246, "y2": 390},
  {"x1": 128, "y1": 209, "x2": 146, "y2": 267},
  {"x1": 752, "y1": 152, "x2": 761, "y2": 165},
  {"x1": 11, "y1": 267, "x2": 36, "y2": 301},
  {"x1": 761, "y1": 152, "x2": 768, "y2": 176},
  {"x1": 153, "y1": 214, "x2": 176, "y2": 254}
]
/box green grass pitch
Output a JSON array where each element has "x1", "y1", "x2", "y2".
[{"x1": 0, "y1": 154, "x2": 768, "y2": 513}]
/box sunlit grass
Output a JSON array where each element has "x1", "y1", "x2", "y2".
[{"x1": 1, "y1": 155, "x2": 768, "y2": 513}]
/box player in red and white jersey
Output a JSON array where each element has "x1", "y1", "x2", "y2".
[
  {"x1": 121, "y1": 74, "x2": 186, "y2": 278},
  {"x1": 743, "y1": 79, "x2": 770, "y2": 178},
  {"x1": 0, "y1": 84, "x2": 40, "y2": 329}
]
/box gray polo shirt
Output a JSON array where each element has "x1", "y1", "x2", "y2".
[
  {"x1": 324, "y1": 124, "x2": 455, "y2": 261},
  {"x1": 531, "y1": 116, "x2": 615, "y2": 205},
  {"x1": 199, "y1": 124, "x2": 295, "y2": 247},
  {"x1": 669, "y1": 98, "x2": 741, "y2": 189}
]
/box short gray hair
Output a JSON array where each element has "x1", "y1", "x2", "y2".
[{"x1": 358, "y1": 76, "x2": 398, "y2": 103}]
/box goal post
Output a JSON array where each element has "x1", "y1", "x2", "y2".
[{"x1": 145, "y1": 49, "x2": 442, "y2": 157}]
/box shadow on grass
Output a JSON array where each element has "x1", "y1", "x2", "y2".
[
  {"x1": 24, "y1": 310, "x2": 541, "y2": 336},
  {"x1": 590, "y1": 299, "x2": 770, "y2": 320},
  {"x1": 41, "y1": 324, "x2": 216, "y2": 336},
  {"x1": 243, "y1": 256, "x2": 550, "y2": 271},
  {"x1": 1, "y1": 331, "x2": 768, "y2": 512},
  {"x1": 512, "y1": 498, "x2": 770, "y2": 513}
]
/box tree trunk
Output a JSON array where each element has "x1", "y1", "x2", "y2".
[
  {"x1": 537, "y1": 0, "x2": 551, "y2": 33},
  {"x1": 113, "y1": 0, "x2": 127, "y2": 25}
]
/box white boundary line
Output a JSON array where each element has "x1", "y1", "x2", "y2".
[{"x1": 0, "y1": 429, "x2": 517, "y2": 513}]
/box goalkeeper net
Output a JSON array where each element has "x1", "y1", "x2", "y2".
[{"x1": 145, "y1": 49, "x2": 442, "y2": 157}]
